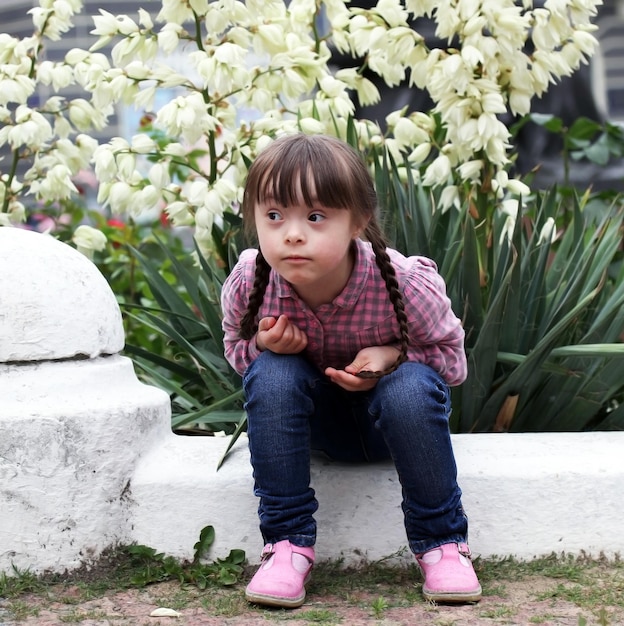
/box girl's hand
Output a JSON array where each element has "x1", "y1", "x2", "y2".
[
  {"x1": 256, "y1": 315, "x2": 308, "y2": 354},
  {"x1": 325, "y1": 346, "x2": 401, "y2": 392}
]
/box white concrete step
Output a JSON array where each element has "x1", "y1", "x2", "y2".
[{"x1": 128, "y1": 431, "x2": 624, "y2": 565}]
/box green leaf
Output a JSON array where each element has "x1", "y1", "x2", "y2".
[
  {"x1": 217, "y1": 413, "x2": 248, "y2": 470},
  {"x1": 193, "y1": 525, "x2": 216, "y2": 563}
]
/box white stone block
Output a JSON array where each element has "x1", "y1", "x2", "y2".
[
  {"x1": 0, "y1": 356, "x2": 170, "y2": 574},
  {"x1": 0, "y1": 226, "x2": 169, "y2": 575},
  {"x1": 0, "y1": 227, "x2": 124, "y2": 362},
  {"x1": 127, "y1": 431, "x2": 624, "y2": 566}
]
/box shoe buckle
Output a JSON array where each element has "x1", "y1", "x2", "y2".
[
  {"x1": 458, "y1": 542, "x2": 472, "y2": 558},
  {"x1": 260, "y1": 543, "x2": 275, "y2": 561}
]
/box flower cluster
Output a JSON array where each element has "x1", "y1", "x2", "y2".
[{"x1": 0, "y1": 0, "x2": 602, "y2": 249}]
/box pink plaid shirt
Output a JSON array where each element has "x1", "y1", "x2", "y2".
[{"x1": 221, "y1": 238, "x2": 467, "y2": 385}]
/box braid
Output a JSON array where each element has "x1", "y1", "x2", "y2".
[
  {"x1": 356, "y1": 219, "x2": 410, "y2": 379},
  {"x1": 239, "y1": 250, "x2": 271, "y2": 340}
]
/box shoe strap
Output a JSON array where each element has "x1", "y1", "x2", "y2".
[
  {"x1": 260, "y1": 543, "x2": 275, "y2": 561},
  {"x1": 458, "y1": 542, "x2": 472, "y2": 558},
  {"x1": 291, "y1": 543, "x2": 315, "y2": 564},
  {"x1": 260, "y1": 542, "x2": 315, "y2": 564}
]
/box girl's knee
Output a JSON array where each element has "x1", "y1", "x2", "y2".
[
  {"x1": 243, "y1": 352, "x2": 316, "y2": 394},
  {"x1": 373, "y1": 362, "x2": 451, "y2": 423},
  {"x1": 381, "y1": 362, "x2": 447, "y2": 397}
]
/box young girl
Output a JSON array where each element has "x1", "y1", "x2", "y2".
[{"x1": 221, "y1": 133, "x2": 481, "y2": 608}]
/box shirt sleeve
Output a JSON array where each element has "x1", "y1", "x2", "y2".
[
  {"x1": 401, "y1": 256, "x2": 467, "y2": 386},
  {"x1": 221, "y1": 249, "x2": 262, "y2": 376}
]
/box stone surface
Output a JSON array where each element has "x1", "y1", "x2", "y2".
[
  {"x1": 128, "y1": 431, "x2": 624, "y2": 566},
  {"x1": 0, "y1": 226, "x2": 169, "y2": 575},
  {"x1": 0, "y1": 356, "x2": 170, "y2": 573},
  {"x1": 0, "y1": 226, "x2": 124, "y2": 362}
]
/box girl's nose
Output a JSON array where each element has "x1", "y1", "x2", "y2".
[{"x1": 284, "y1": 226, "x2": 304, "y2": 243}]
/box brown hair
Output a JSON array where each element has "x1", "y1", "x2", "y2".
[{"x1": 238, "y1": 133, "x2": 409, "y2": 378}]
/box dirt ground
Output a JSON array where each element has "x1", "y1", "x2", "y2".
[{"x1": 1, "y1": 561, "x2": 622, "y2": 626}]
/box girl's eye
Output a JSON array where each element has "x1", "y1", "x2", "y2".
[
  {"x1": 267, "y1": 211, "x2": 281, "y2": 221},
  {"x1": 308, "y1": 213, "x2": 325, "y2": 223}
]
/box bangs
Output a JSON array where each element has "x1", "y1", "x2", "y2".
[{"x1": 251, "y1": 137, "x2": 361, "y2": 210}]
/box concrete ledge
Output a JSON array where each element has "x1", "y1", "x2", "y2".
[{"x1": 128, "y1": 431, "x2": 624, "y2": 565}]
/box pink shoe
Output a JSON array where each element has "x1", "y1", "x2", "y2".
[
  {"x1": 245, "y1": 540, "x2": 315, "y2": 608},
  {"x1": 416, "y1": 542, "x2": 482, "y2": 603}
]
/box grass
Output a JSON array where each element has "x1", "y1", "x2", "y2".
[{"x1": 0, "y1": 548, "x2": 622, "y2": 624}]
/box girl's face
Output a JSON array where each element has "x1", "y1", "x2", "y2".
[{"x1": 254, "y1": 193, "x2": 363, "y2": 308}]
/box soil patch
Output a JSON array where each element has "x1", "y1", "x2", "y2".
[{"x1": 1, "y1": 553, "x2": 622, "y2": 625}]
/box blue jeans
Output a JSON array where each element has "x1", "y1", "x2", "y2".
[{"x1": 243, "y1": 351, "x2": 468, "y2": 554}]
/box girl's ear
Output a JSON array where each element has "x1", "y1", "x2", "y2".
[{"x1": 353, "y1": 217, "x2": 370, "y2": 239}]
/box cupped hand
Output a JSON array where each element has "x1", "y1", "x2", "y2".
[
  {"x1": 256, "y1": 315, "x2": 308, "y2": 354},
  {"x1": 324, "y1": 366, "x2": 379, "y2": 392},
  {"x1": 325, "y1": 346, "x2": 402, "y2": 392}
]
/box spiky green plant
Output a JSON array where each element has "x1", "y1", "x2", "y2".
[{"x1": 373, "y1": 147, "x2": 624, "y2": 432}]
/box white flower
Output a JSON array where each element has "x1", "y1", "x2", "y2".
[
  {"x1": 91, "y1": 10, "x2": 139, "y2": 39},
  {"x1": 6, "y1": 106, "x2": 53, "y2": 149},
  {"x1": 335, "y1": 68, "x2": 380, "y2": 106},
  {"x1": 500, "y1": 198, "x2": 519, "y2": 219},
  {"x1": 156, "y1": 0, "x2": 195, "y2": 25},
  {"x1": 130, "y1": 134, "x2": 156, "y2": 154},
  {"x1": 138, "y1": 8, "x2": 153, "y2": 30},
  {"x1": 298, "y1": 117, "x2": 326, "y2": 135},
  {"x1": 506, "y1": 178, "x2": 531, "y2": 197},
  {"x1": 68, "y1": 99, "x2": 104, "y2": 132},
  {"x1": 28, "y1": 163, "x2": 78, "y2": 200},
  {"x1": 72, "y1": 224, "x2": 107, "y2": 259},
  {"x1": 195, "y1": 205, "x2": 216, "y2": 230},
  {"x1": 254, "y1": 23, "x2": 286, "y2": 55},
  {"x1": 458, "y1": 160, "x2": 483, "y2": 183},
  {"x1": 422, "y1": 154, "x2": 452, "y2": 186},
  {"x1": 148, "y1": 162, "x2": 170, "y2": 190},
  {"x1": 408, "y1": 142, "x2": 431, "y2": 165},
  {"x1": 374, "y1": 0, "x2": 408, "y2": 28},
  {"x1": 0, "y1": 75, "x2": 36, "y2": 106},
  {"x1": 157, "y1": 23, "x2": 182, "y2": 54},
  {"x1": 29, "y1": 2, "x2": 79, "y2": 41},
  {"x1": 461, "y1": 45, "x2": 484, "y2": 68},
  {"x1": 319, "y1": 75, "x2": 345, "y2": 98},
  {"x1": 538, "y1": 216, "x2": 557, "y2": 244},
  {"x1": 439, "y1": 185, "x2": 461, "y2": 213},
  {"x1": 36, "y1": 61, "x2": 74, "y2": 91},
  {"x1": 187, "y1": 179, "x2": 209, "y2": 208},
  {"x1": 499, "y1": 214, "x2": 516, "y2": 245},
  {"x1": 93, "y1": 145, "x2": 118, "y2": 182},
  {"x1": 156, "y1": 93, "x2": 218, "y2": 144},
  {"x1": 163, "y1": 143, "x2": 187, "y2": 158},
  {"x1": 508, "y1": 88, "x2": 532, "y2": 116},
  {"x1": 65, "y1": 47, "x2": 90, "y2": 65},
  {"x1": 108, "y1": 180, "x2": 135, "y2": 213},
  {"x1": 1, "y1": 200, "x2": 26, "y2": 225},
  {"x1": 134, "y1": 184, "x2": 162, "y2": 215},
  {"x1": 393, "y1": 117, "x2": 429, "y2": 148},
  {"x1": 115, "y1": 151, "x2": 136, "y2": 181},
  {"x1": 164, "y1": 201, "x2": 195, "y2": 226}
]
